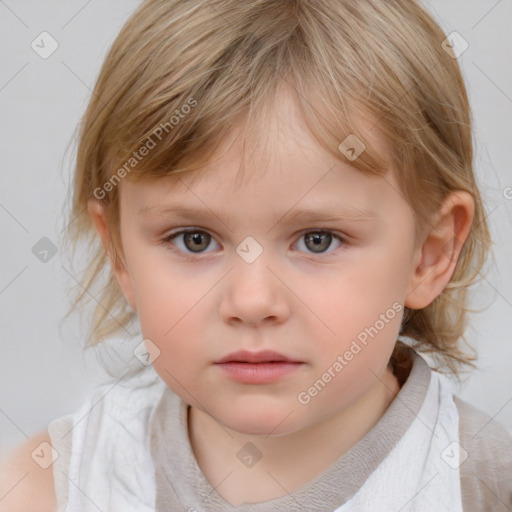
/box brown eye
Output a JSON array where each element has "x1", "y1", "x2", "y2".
[
  {"x1": 295, "y1": 230, "x2": 344, "y2": 255},
  {"x1": 164, "y1": 229, "x2": 218, "y2": 255},
  {"x1": 182, "y1": 231, "x2": 211, "y2": 252},
  {"x1": 304, "y1": 232, "x2": 332, "y2": 253}
]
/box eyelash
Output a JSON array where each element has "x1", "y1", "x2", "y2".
[{"x1": 160, "y1": 228, "x2": 348, "y2": 260}]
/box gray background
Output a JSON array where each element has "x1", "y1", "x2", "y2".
[{"x1": 1, "y1": 0, "x2": 511, "y2": 457}]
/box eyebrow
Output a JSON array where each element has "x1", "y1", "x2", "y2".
[{"x1": 139, "y1": 203, "x2": 378, "y2": 226}]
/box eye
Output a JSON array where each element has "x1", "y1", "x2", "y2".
[
  {"x1": 162, "y1": 229, "x2": 219, "y2": 256},
  {"x1": 294, "y1": 230, "x2": 344, "y2": 255}
]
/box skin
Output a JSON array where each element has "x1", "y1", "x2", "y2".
[
  {"x1": 88, "y1": 86, "x2": 474, "y2": 505},
  {"x1": 0, "y1": 431, "x2": 56, "y2": 512}
]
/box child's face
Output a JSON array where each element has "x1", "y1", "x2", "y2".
[{"x1": 113, "y1": 92, "x2": 422, "y2": 436}]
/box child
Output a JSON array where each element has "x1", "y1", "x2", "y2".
[{"x1": 2, "y1": 0, "x2": 511, "y2": 510}]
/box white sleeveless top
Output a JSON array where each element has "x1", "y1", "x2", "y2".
[
  {"x1": 59, "y1": 368, "x2": 165, "y2": 512},
  {"x1": 49, "y1": 356, "x2": 464, "y2": 511}
]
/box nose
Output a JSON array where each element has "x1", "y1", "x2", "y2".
[{"x1": 219, "y1": 252, "x2": 290, "y2": 327}]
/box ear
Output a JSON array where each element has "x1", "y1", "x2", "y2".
[
  {"x1": 87, "y1": 198, "x2": 137, "y2": 311},
  {"x1": 405, "y1": 190, "x2": 475, "y2": 310}
]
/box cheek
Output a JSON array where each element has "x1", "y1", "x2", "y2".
[
  {"x1": 125, "y1": 257, "x2": 179, "y2": 329},
  {"x1": 138, "y1": 291, "x2": 206, "y2": 400},
  {"x1": 313, "y1": 264, "x2": 403, "y2": 334},
  {"x1": 303, "y1": 258, "x2": 405, "y2": 374},
  {"x1": 130, "y1": 261, "x2": 211, "y2": 385},
  {"x1": 128, "y1": 249, "x2": 200, "y2": 333}
]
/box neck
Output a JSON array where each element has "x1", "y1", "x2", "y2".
[{"x1": 187, "y1": 366, "x2": 401, "y2": 506}]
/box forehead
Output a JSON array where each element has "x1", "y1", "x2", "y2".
[
  {"x1": 119, "y1": 86, "x2": 404, "y2": 222},
  {"x1": 122, "y1": 158, "x2": 403, "y2": 234}
]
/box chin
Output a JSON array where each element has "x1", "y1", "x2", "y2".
[{"x1": 217, "y1": 407, "x2": 303, "y2": 437}]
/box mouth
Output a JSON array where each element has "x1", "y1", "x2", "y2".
[{"x1": 214, "y1": 350, "x2": 304, "y2": 384}]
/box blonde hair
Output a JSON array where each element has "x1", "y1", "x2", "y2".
[{"x1": 62, "y1": 0, "x2": 492, "y2": 382}]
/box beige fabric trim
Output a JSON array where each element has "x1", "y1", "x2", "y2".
[
  {"x1": 47, "y1": 414, "x2": 74, "y2": 512},
  {"x1": 455, "y1": 396, "x2": 512, "y2": 511}
]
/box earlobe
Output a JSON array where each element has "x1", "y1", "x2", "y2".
[
  {"x1": 405, "y1": 191, "x2": 475, "y2": 310},
  {"x1": 87, "y1": 198, "x2": 137, "y2": 311}
]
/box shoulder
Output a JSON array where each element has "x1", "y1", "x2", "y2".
[
  {"x1": 0, "y1": 430, "x2": 57, "y2": 512},
  {"x1": 454, "y1": 395, "x2": 512, "y2": 455},
  {"x1": 454, "y1": 395, "x2": 512, "y2": 510}
]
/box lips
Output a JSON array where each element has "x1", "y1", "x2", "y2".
[
  {"x1": 215, "y1": 349, "x2": 302, "y2": 364},
  {"x1": 215, "y1": 350, "x2": 304, "y2": 384}
]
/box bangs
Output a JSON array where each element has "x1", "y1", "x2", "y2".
[{"x1": 94, "y1": 1, "x2": 403, "y2": 198}]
